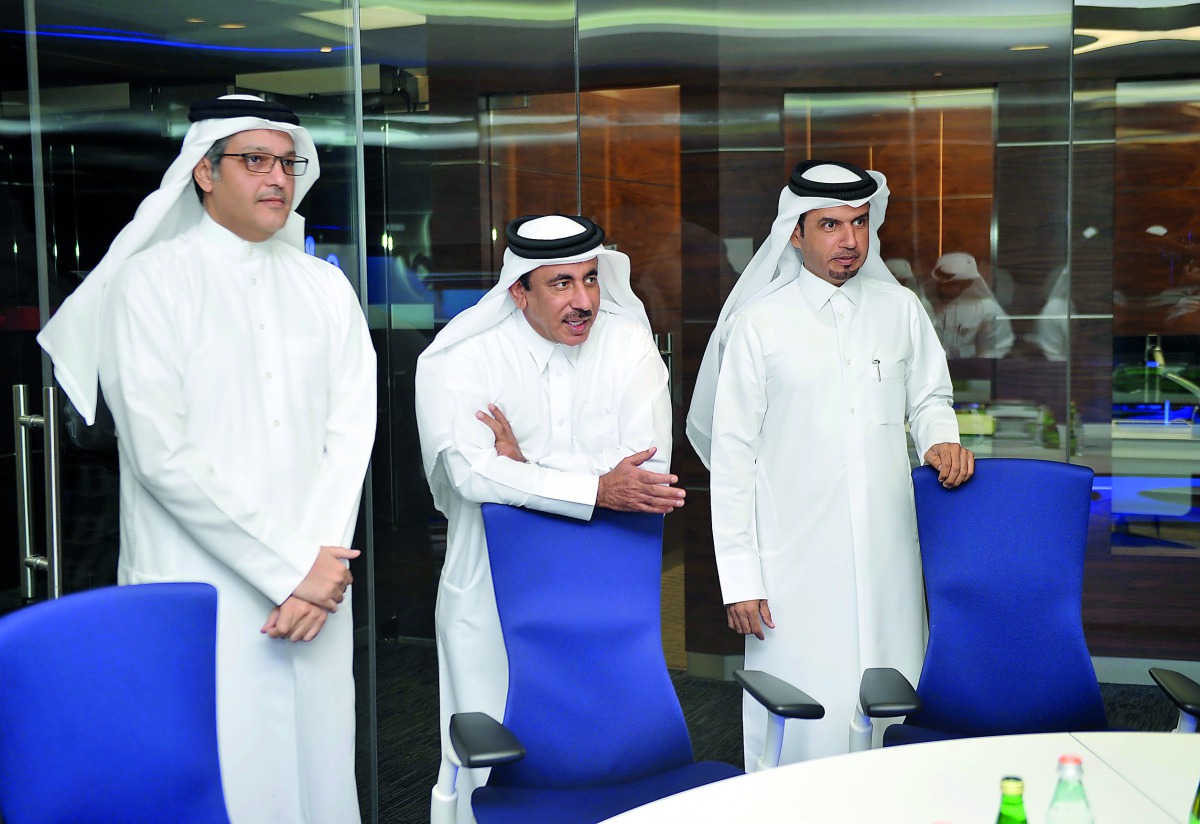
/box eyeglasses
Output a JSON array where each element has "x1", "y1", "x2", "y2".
[{"x1": 219, "y1": 152, "x2": 309, "y2": 176}]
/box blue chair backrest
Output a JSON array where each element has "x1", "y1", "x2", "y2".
[
  {"x1": 0, "y1": 582, "x2": 230, "y2": 824},
  {"x1": 907, "y1": 458, "x2": 1108, "y2": 735},
  {"x1": 481, "y1": 504, "x2": 694, "y2": 789}
]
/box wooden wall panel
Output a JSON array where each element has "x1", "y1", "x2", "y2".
[
  {"x1": 1113, "y1": 87, "x2": 1200, "y2": 335},
  {"x1": 422, "y1": 34, "x2": 1200, "y2": 665}
]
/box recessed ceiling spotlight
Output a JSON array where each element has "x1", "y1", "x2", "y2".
[
  {"x1": 218, "y1": 23, "x2": 246, "y2": 30},
  {"x1": 320, "y1": 46, "x2": 334, "y2": 53},
  {"x1": 1010, "y1": 44, "x2": 1049, "y2": 51},
  {"x1": 185, "y1": 18, "x2": 204, "y2": 24},
  {"x1": 934, "y1": 71, "x2": 944, "y2": 77}
]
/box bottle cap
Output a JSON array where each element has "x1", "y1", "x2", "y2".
[
  {"x1": 1000, "y1": 777, "x2": 1024, "y2": 795},
  {"x1": 1058, "y1": 754, "x2": 1082, "y2": 766}
]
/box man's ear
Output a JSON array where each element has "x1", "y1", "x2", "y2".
[
  {"x1": 508, "y1": 280, "x2": 528, "y2": 309},
  {"x1": 193, "y1": 159, "x2": 215, "y2": 194}
]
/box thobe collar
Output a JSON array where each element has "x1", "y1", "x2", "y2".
[
  {"x1": 797, "y1": 266, "x2": 864, "y2": 314},
  {"x1": 510, "y1": 308, "x2": 581, "y2": 374},
  {"x1": 196, "y1": 212, "x2": 275, "y2": 260}
]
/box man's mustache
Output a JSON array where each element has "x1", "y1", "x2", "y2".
[{"x1": 564, "y1": 309, "x2": 593, "y2": 322}]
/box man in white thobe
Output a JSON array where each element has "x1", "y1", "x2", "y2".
[
  {"x1": 688, "y1": 160, "x2": 973, "y2": 768},
  {"x1": 37, "y1": 96, "x2": 375, "y2": 823},
  {"x1": 416, "y1": 214, "x2": 685, "y2": 824},
  {"x1": 929, "y1": 252, "x2": 1015, "y2": 359}
]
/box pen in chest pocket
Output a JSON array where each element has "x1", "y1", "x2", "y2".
[{"x1": 872, "y1": 358, "x2": 881, "y2": 381}]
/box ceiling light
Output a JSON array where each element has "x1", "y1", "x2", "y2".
[
  {"x1": 1010, "y1": 44, "x2": 1050, "y2": 51},
  {"x1": 185, "y1": 18, "x2": 204, "y2": 24},
  {"x1": 1075, "y1": 25, "x2": 1200, "y2": 54},
  {"x1": 303, "y1": 7, "x2": 426, "y2": 30},
  {"x1": 320, "y1": 46, "x2": 334, "y2": 53},
  {"x1": 218, "y1": 23, "x2": 246, "y2": 30}
]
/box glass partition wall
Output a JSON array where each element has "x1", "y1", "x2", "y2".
[
  {"x1": 5, "y1": 2, "x2": 1200, "y2": 821},
  {"x1": 0, "y1": 0, "x2": 378, "y2": 815}
]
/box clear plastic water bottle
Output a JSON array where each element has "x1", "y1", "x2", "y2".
[{"x1": 1046, "y1": 755, "x2": 1094, "y2": 824}]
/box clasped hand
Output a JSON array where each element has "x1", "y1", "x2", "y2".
[{"x1": 263, "y1": 545, "x2": 359, "y2": 643}]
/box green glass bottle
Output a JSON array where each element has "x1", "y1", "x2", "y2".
[
  {"x1": 997, "y1": 776, "x2": 1028, "y2": 824},
  {"x1": 1189, "y1": 775, "x2": 1199, "y2": 824}
]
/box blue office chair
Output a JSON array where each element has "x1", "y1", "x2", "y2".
[
  {"x1": 0, "y1": 582, "x2": 230, "y2": 824},
  {"x1": 853, "y1": 458, "x2": 1110, "y2": 747},
  {"x1": 432, "y1": 504, "x2": 822, "y2": 824}
]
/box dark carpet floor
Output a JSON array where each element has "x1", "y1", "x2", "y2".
[{"x1": 370, "y1": 640, "x2": 1182, "y2": 823}]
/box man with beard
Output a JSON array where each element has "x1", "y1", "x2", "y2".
[
  {"x1": 416, "y1": 214, "x2": 684, "y2": 823},
  {"x1": 687, "y1": 160, "x2": 973, "y2": 767},
  {"x1": 36, "y1": 95, "x2": 375, "y2": 822}
]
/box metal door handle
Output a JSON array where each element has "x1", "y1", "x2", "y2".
[
  {"x1": 654, "y1": 332, "x2": 674, "y2": 388},
  {"x1": 13, "y1": 384, "x2": 63, "y2": 600}
]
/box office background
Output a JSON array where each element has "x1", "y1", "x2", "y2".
[{"x1": 3, "y1": 0, "x2": 1199, "y2": 820}]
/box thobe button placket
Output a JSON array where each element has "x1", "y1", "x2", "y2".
[
  {"x1": 273, "y1": 420, "x2": 280, "y2": 428},
  {"x1": 546, "y1": 347, "x2": 573, "y2": 454},
  {"x1": 259, "y1": 323, "x2": 266, "y2": 331}
]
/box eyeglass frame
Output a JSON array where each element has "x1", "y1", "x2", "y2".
[{"x1": 218, "y1": 152, "x2": 310, "y2": 176}]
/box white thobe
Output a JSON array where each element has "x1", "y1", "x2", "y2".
[
  {"x1": 1031, "y1": 295, "x2": 1070, "y2": 361},
  {"x1": 97, "y1": 216, "x2": 376, "y2": 824},
  {"x1": 421, "y1": 308, "x2": 671, "y2": 823},
  {"x1": 710, "y1": 271, "x2": 958, "y2": 767},
  {"x1": 930, "y1": 293, "x2": 1014, "y2": 359}
]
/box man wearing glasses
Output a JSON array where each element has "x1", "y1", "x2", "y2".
[{"x1": 37, "y1": 95, "x2": 375, "y2": 823}]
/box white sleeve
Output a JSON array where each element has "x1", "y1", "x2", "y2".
[
  {"x1": 708, "y1": 314, "x2": 768, "y2": 605},
  {"x1": 99, "y1": 271, "x2": 313, "y2": 606},
  {"x1": 436, "y1": 345, "x2": 600, "y2": 522},
  {"x1": 293, "y1": 280, "x2": 377, "y2": 549},
  {"x1": 906, "y1": 301, "x2": 960, "y2": 459}
]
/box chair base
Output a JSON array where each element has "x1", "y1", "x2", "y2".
[{"x1": 471, "y1": 760, "x2": 742, "y2": 824}]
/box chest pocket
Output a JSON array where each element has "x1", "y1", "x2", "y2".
[
  {"x1": 574, "y1": 408, "x2": 619, "y2": 453},
  {"x1": 869, "y1": 360, "x2": 906, "y2": 425}
]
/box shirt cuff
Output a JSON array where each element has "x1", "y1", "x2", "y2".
[{"x1": 715, "y1": 552, "x2": 767, "y2": 605}]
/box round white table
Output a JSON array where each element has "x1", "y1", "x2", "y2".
[{"x1": 600, "y1": 732, "x2": 1200, "y2": 823}]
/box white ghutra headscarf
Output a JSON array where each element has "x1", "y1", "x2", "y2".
[
  {"x1": 37, "y1": 94, "x2": 320, "y2": 425},
  {"x1": 686, "y1": 160, "x2": 895, "y2": 467}
]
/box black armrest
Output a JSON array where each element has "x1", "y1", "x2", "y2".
[
  {"x1": 734, "y1": 669, "x2": 825, "y2": 719},
  {"x1": 449, "y1": 712, "x2": 526, "y2": 769},
  {"x1": 1149, "y1": 667, "x2": 1200, "y2": 717},
  {"x1": 859, "y1": 667, "x2": 921, "y2": 718}
]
